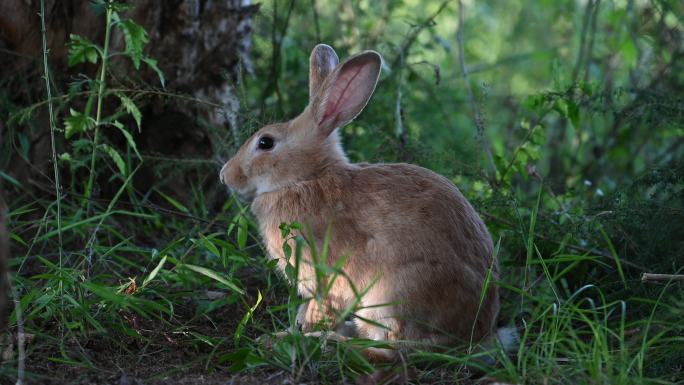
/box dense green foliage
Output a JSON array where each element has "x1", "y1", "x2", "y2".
[{"x1": 1, "y1": 0, "x2": 683, "y2": 383}]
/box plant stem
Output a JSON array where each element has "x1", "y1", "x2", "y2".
[
  {"x1": 39, "y1": 0, "x2": 62, "y2": 260},
  {"x1": 85, "y1": 5, "x2": 114, "y2": 202},
  {"x1": 39, "y1": 0, "x2": 64, "y2": 342}
]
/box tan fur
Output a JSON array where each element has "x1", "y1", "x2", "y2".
[{"x1": 220, "y1": 45, "x2": 499, "y2": 360}]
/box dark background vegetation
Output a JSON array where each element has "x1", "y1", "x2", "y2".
[{"x1": 0, "y1": 0, "x2": 682, "y2": 384}]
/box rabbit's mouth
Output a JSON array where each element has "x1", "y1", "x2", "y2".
[{"x1": 226, "y1": 185, "x2": 257, "y2": 203}]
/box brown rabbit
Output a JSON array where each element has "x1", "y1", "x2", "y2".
[{"x1": 220, "y1": 44, "x2": 500, "y2": 362}]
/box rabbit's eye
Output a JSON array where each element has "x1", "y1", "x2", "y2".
[{"x1": 257, "y1": 136, "x2": 274, "y2": 150}]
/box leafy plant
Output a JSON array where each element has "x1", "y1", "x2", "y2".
[{"x1": 63, "y1": 0, "x2": 162, "y2": 202}]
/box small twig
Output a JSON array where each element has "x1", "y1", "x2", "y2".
[
  {"x1": 456, "y1": 0, "x2": 497, "y2": 187},
  {"x1": 641, "y1": 273, "x2": 684, "y2": 283}
]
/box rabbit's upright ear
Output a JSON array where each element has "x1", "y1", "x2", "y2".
[
  {"x1": 309, "y1": 44, "x2": 339, "y2": 98},
  {"x1": 311, "y1": 50, "x2": 382, "y2": 136}
]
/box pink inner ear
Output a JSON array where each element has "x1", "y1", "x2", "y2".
[{"x1": 320, "y1": 64, "x2": 365, "y2": 125}]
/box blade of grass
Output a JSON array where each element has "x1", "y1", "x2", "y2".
[
  {"x1": 142, "y1": 255, "x2": 167, "y2": 288},
  {"x1": 181, "y1": 263, "x2": 244, "y2": 294},
  {"x1": 234, "y1": 289, "x2": 263, "y2": 347},
  {"x1": 40, "y1": 0, "x2": 65, "y2": 356},
  {"x1": 598, "y1": 224, "x2": 627, "y2": 288}
]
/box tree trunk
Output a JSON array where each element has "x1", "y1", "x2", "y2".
[{"x1": 0, "y1": 0, "x2": 258, "y2": 201}]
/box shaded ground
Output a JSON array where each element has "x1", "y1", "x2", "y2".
[{"x1": 11, "y1": 302, "x2": 493, "y2": 385}]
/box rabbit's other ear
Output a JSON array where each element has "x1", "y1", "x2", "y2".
[
  {"x1": 312, "y1": 51, "x2": 382, "y2": 136},
  {"x1": 309, "y1": 44, "x2": 339, "y2": 98}
]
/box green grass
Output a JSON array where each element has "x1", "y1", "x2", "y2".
[{"x1": 2, "y1": 176, "x2": 682, "y2": 383}]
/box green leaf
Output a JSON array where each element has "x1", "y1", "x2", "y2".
[
  {"x1": 142, "y1": 57, "x2": 166, "y2": 88},
  {"x1": 234, "y1": 290, "x2": 262, "y2": 347},
  {"x1": 91, "y1": 0, "x2": 130, "y2": 15},
  {"x1": 188, "y1": 331, "x2": 217, "y2": 347},
  {"x1": 142, "y1": 255, "x2": 167, "y2": 288},
  {"x1": 237, "y1": 214, "x2": 248, "y2": 249},
  {"x1": 102, "y1": 144, "x2": 127, "y2": 176},
  {"x1": 279, "y1": 222, "x2": 291, "y2": 238},
  {"x1": 553, "y1": 99, "x2": 568, "y2": 118},
  {"x1": 67, "y1": 34, "x2": 101, "y2": 67},
  {"x1": 181, "y1": 264, "x2": 244, "y2": 294},
  {"x1": 9, "y1": 232, "x2": 27, "y2": 246},
  {"x1": 599, "y1": 225, "x2": 627, "y2": 289},
  {"x1": 282, "y1": 242, "x2": 292, "y2": 259},
  {"x1": 156, "y1": 190, "x2": 189, "y2": 213},
  {"x1": 112, "y1": 120, "x2": 141, "y2": 159},
  {"x1": 620, "y1": 39, "x2": 638, "y2": 68},
  {"x1": 567, "y1": 100, "x2": 580, "y2": 129},
  {"x1": 63, "y1": 294, "x2": 105, "y2": 332},
  {"x1": 0, "y1": 171, "x2": 21, "y2": 188},
  {"x1": 83, "y1": 282, "x2": 127, "y2": 306},
  {"x1": 64, "y1": 108, "x2": 93, "y2": 139},
  {"x1": 58, "y1": 152, "x2": 72, "y2": 163},
  {"x1": 83, "y1": 282, "x2": 171, "y2": 317},
  {"x1": 219, "y1": 348, "x2": 266, "y2": 372},
  {"x1": 118, "y1": 20, "x2": 149, "y2": 69},
  {"x1": 116, "y1": 93, "x2": 142, "y2": 131},
  {"x1": 531, "y1": 125, "x2": 546, "y2": 144},
  {"x1": 198, "y1": 235, "x2": 221, "y2": 258},
  {"x1": 67, "y1": 78, "x2": 89, "y2": 99}
]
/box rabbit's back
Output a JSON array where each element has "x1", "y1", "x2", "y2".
[{"x1": 350, "y1": 162, "x2": 493, "y2": 271}]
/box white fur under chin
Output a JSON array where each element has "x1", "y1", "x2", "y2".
[{"x1": 253, "y1": 175, "x2": 281, "y2": 197}]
